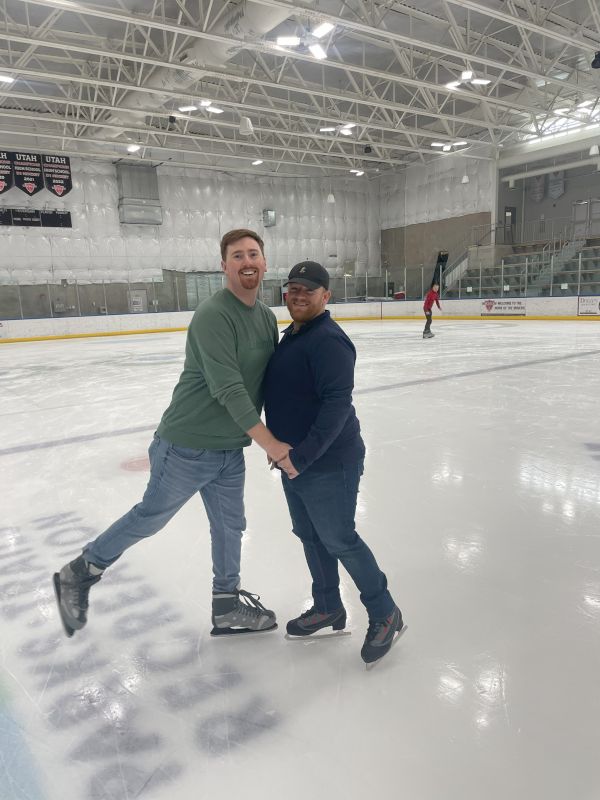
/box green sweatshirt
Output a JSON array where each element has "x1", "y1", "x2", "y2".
[{"x1": 157, "y1": 288, "x2": 279, "y2": 450}]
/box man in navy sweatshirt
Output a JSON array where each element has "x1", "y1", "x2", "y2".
[{"x1": 264, "y1": 261, "x2": 404, "y2": 665}]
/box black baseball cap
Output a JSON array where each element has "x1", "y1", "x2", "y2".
[{"x1": 285, "y1": 260, "x2": 330, "y2": 290}]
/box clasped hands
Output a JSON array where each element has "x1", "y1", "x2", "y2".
[{"x1": 268, "y1": 442, "x2": 299, "y2": 479}]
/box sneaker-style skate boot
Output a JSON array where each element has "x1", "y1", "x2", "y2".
[
  {"x1": 286, "y1": 606, "x2": 348, "y2": 638},
  {"x1": 423, "y1": 332, "x2": 435, "y2": 339},
  {"x1": 53, "y1": 556, "x2": 104, "y2": 637},
  {"x1": 361, "y1": 606, "x2": 405, "y2": 667},
  {"x1": 211, "y1": 589, "x2": 277, "y2": 636}
]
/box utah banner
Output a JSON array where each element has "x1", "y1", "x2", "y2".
[
  {"x1": 12, "y1": 151, "x2": 44, "y2": 196},
  {"x1": 0, "y1": 150, "x2": 13, "y2": 194},
  {"x1": 42, "y1": 154, "x2": 72, "y2": 197}
]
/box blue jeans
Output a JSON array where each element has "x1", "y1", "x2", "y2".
[
  {"x1": 83, "y1": 435, "x2": 246, "y2": 593},
  {"x1": 281, "y1": 460, "x2": 395, "y2": 621}
]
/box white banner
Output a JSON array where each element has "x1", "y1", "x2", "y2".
[
  {"x1": 548, "y1": 170, "x2": 564, "y2": 200},
  {"x1": 577, "y1": 296, "x2": 600, "y2": 316},
  {"x1": 529, "y1": 174, "x2": 545, "y2": 203},
  {"x1": 481, "y1": 299, "x2": 526, "y2": 316}
]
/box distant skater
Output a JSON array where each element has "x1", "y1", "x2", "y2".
[{"x1": 423, "y1": 282, "x2": 441, "y2": 339}]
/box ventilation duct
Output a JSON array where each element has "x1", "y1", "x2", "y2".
[
  {"x1": 104, "y1": 2, "x2": 299, "y2": 137},
  {"x1": 117, "y1": 164, "x2": 162, "y2": 225}
]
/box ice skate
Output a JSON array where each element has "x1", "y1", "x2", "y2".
[
  {"x1": 423, "y1": 332, "x2": 435, "y2": 339},
  {"x1": 361, "y1": 606, "x2": 406, "y2": 669},
  {"x1": 53, "y1": 555, "x2": 104, "y2": 638},
  {"x1": 285, "y1": 606, "x2": 350, "y2": 640},
  {"x1": 210, "y1": 589, "x2": 277, "y2": 636}
]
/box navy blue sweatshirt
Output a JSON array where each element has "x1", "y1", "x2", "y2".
[{"x1": 263, "y1": 311, "x2": 365, "y2": 473}]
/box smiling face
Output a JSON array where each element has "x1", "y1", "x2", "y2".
[
  {"x1": 286, "y1": 282, "x2": 331, "y2": 326},
  {"x1": 221, "y1": 236, "x2": 267, "y2": 302}
]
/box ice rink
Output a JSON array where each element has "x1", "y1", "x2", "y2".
[{"x1": 2, "y1": 317, "x2": 600, "y2": 800}]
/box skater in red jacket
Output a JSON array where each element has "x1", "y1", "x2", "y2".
[{"x1": 423, "y1": 282, "x2": 441, "y2": 339}]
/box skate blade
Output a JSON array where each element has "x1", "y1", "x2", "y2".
[
  {"x1": 53, "y1": 573, "x2": 75, "y2": 638},
  {"x1": 210, "y1": 622, "x2": 278, "y2": 637},
  {"x1": 284, "y1": 630, "x2": 351, "y2": 641},
  {"x1": 365, "y1": 624, "x2": 407, "y2": 671}
]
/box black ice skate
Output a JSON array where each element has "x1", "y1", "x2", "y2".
[
  {"x1": 285, "y1": 606, "x2": 350, "y2": 640},
  {"x1": 361, "y1": 606, "x2": 406, "y2": 668},
  {"x1": 210, "y1": 589, "x2": 277, "y2": 636},
  {"x1": 53, "y1": 556, "x2": 104, "y2": 637},
  {"x1": 423, "y1": 332, "x2": 435, "y2": 339}
]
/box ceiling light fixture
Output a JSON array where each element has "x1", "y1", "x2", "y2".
[
  {"x1": 431, "y1": 142, "x2": 446, "y2": 147},
  {"x1": 199, "y1": 99, "x2": 212, "y2": 107},
  {"x1": 239, "y1": 116, "x2": 254, "y2": 135},
  {"x1": 355, "y1": 171, "x2": 364, "y2": 176},
  {"x1": 508, "y1": 179, "x2": 516, "y2": 190},
  {"x1": 442, "y1": 145, "x2": 452, "y2": 152},
  {"x1": 127, "y1": 144, "x2": 141, "y2": 153},
  {"x1": 178, "y1": 105, "x2": 197, "y2": 112},
  {"x1": 320, "y1": 127, "x2": 336, "y2": 132},
  {"x1": 342, "y1": 123, "x2": 357, "y2": 129},
  {"x1": 327, "y1": 192, "x2": 336, "y2": 203},
  {"x1": 313, "y1": 22, "x2": 334, "y2": 38},
  {"x1": 0, "y1": 75, "x2": 15, "y2": 84},
  {"x1": 252, "y1": 159, "x2": 263, "y2": 165},
  {"x1": 461, "y1": 174, "x2": 469, "y2": 184},
  {"x1": 277, "y1": 36, "x2": 301, "y2": 46},
  {"x1": 446, "y1": 81, "x2": 461, "y2": 90},
  {"x1": 453, "y1": 141, "x2": 468, "y2": 146},
  {"x1": 339, "y1": 128, "x2": 353, "y2": 136},
  {"x1": 350, "y1": 169, "x2": 360, "y2": 173},
  {"x1": 309, "y1": 43, "x2": 327, "y2": 60},
  {"x1": 461, "y1": 70, "x2": 473, "y2": 81},
  {"x1": 578, "y1": 100, "x2": 594, "y2": 108},
  {"x1": 590, "y1": 144, "x2": 600, "y2": 156},
  {"x1": 471, "y1": 78, "x2": 491, "y2": 86},
  {"x1": 206, "y1": 106, "x2": 224, "y2": 114}
]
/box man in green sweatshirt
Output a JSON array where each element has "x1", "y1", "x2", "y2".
[{"x1": 53, "y1": 229, "x2": 290, "y2": 638}]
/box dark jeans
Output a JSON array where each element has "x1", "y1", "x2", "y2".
[
  {"x1": 281, "y1": 460, "x2": 395, "y2": 621},
  {"x1": 423, "y1": 309, "x2": 432, "y2": 333}
]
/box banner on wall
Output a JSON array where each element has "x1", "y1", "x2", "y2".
[
  {"x1": 528, "y1": 175, "x2": 545, "y2": 203},
  {"x1": 0, "y1": 150, "x2": 13, "y2": 194},
  {"x1": 42, "y1": 154, "x2": 72, "y2": 197},
  {"x1": 481, "y1": 299, "x2": 526, "y2": 316},
  {"x1": 577, "y1": 296, "x2": 600, "y2": 316},
  {"x1": 548, "y1": 170, "x2": 564, "y2": 200},
  {"x1": 12, "y1": 152, "x2": 44, "y2": 196}
]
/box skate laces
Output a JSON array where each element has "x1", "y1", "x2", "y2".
[
  {"x1": 65, "y1": 572, "x2": 101, "y2": 611},
  {"x1": 237, "y1": 590, "x2": 268, "y2": 619}
]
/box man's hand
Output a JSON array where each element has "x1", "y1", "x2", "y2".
[
  {"x1": 277, "y1": 453, "x2": 299, "y2": 479},
  {"x1": 268, "y1": 441, "x2": 292, "y2": 464}
]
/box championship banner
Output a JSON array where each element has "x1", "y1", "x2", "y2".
[
  {"x1": 0, "y1": 150, "x2": 13, "y2": 194},
  {"x1": 11, "y1": 151, "x2": 44, "y2": 196},
  {"x1": 528, "y1": 174, "x2": 545, "y2": 203},
  {"x1": 481, "y1": 299, "x2": 526, "y2": 316},
  {"x1": 548, "y1": 170, "x2": 564, "y2": 200},
  {"x1": 42, "y1": 154, "x2": 72, "y2": 197}
]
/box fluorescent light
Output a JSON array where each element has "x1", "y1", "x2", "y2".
[
  {"x1": 461, "y1": 174, "x2": 469, "y2": 184},
  {"x1": 442, "y1": 145, "x2": 452, "y2": 152},
  {"x1": 277, "y1": 36, "x2": 300, "y2": 46},
  {"x1": 127, "y1": 144, "x2": 141, "y2": 153},
  {"x1": 554, "y1": 108, "x2": 569, "y2": 114},
  {"x1": 200, "y1": 99, "x2": 212, "y2": 107},
  {"x1": 0, "y1": 75, "x2": 14, "y2": 84},
  {"x1": 471, "y1": 78, "x2": 491, "y2": 85},
  {"x1": 578, "y1": 100, "x2": 594, "y2": 108},
  {"x1": 446, "y1": 81, "x2": 461, "y2": 90},
  {"x1": 461, "y1": 70, "x2": 473, "y2": 80},
  {"x1": 178, "y1": 105, "x2": 197, "y2": 112},
  {"x1": 430, "y1": 142, "x2": 446, "y2": 147},
  {"x1": 453, "y1": 141, "x2": 468, "y2": 146},
  {"x1": 207, "y1": 106, "x2": 224, "y2": 113},
  {"x1": 341, "y1": 123, "x2": 356, "y2": 129},
  {"x1": 320, "y1": 127, "x2": 336, "y2": 132},
  {"x1": 355, "y1": 171, "x2": 364, "y2": 176},
  {"x1": 590, "y1": 144, "x2": 600, "y2": 156},
  {"x1": 309, "y1": 43, "x2": 327, "y2": 60},
  {"x1": 313, "y1": 22, "x2": 334, "y2": 38},
  {"x1": 350, "y1": 169, "x2": 360, "y2": 173},
  {"x1": 339, "y1": 128, "x2": 353, "y2": 136},
  {"x1": 252, "y1": 159, "x2": 263, "y2": 165}
]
